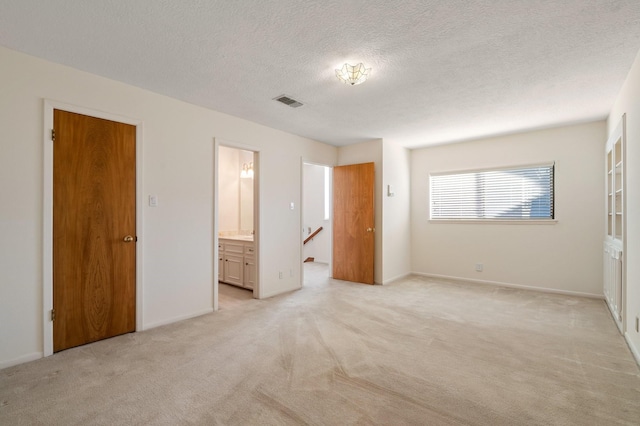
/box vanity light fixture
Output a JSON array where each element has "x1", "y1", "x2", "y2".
[
  {"x1": 240, "y1": 162, "x2": 254, "y2": 179},
  {"x1": 335, "y1": 63, "x2": 371, "y2": 85}
]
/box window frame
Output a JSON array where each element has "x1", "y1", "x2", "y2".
[{"x1": 429, "y1": 162, "x2": 557, "y2": 224}]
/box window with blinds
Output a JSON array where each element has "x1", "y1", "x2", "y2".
[{"x1": 430, "y1": 163, "x2": 554, "y2": 220}]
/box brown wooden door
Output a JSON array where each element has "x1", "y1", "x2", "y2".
[
  {"x1": 53, "y1": 110, "x2": 136, "y2": 352},
  {"x1": 332, "y1": 162, "x2": 375, "y2": 284}
]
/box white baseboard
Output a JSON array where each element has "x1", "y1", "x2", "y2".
[
  {"x1": 412, "y1": 272, "x2": 605, "y2": 299},
  {"x1": 624, "y1": 333, "x2": 640, "y2": 367},
  {"x1": 0, "y1": 352, "x2": 43, "y2": 371},
  {"x1": 382, "y1": 272, "x2": 412, "y2": 285},
  {"x1": 143, "y1": 308, "x2": 214, "y2": 331}
]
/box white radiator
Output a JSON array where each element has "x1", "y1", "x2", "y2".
[{"x1": 603, "y1": 242, "x2": 623, "y2": 332}]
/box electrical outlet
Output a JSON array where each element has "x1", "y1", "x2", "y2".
[
  {"x1": 475, "y1": 263, "x2": 483, "y2": 272},
  {"x1": 279, "y1": 271, "x2": 283, "y2": 279},
  {"x1": 290, "y1": 269, "x2": 293, "y2": 277}
]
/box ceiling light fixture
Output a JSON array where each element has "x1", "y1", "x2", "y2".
[{"x1": 335, "y1": 63, "x2": 371, "y2": 86}]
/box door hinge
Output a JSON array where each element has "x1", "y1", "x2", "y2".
[
  {"x1": 51, "y1": 129, "x2": 56, "y2": 141},
  {"x1": 51, "y1": 309, "x2": 55, "y2": 322}
]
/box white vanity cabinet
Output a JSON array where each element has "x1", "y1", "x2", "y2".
[{"x1": 219, "y1": 238, "x2": 255, "y2": 290}]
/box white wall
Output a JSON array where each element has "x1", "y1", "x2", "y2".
[
  {"x1": 0, "y1": 46, "x2": 337, "y2": 368},
  {"x1": 303, "y1": 164, "x2": 330, "y2": 263},
  {"x1": 411, "y1": 122, "x2": 606, "y2": 296},
  {"x1": 382, "y1": 141, "x2": 412, "y2": 283},
  {"x1": 338, "y1": 139, "x2": 383, "y2": 284},
  {"x1": 608, "y1": 49, "x2": 640, "y2": 363}
]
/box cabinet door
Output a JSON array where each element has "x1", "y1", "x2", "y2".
[
  {"x1": 218, "y1": 242, "x2": 224, "y2": 281},
  {"x1": 244, "y1": 256, "x2": 255, "y2": 290},
  {"x1": 224, "y1": 254, "x2": 244, "y2": 286}
]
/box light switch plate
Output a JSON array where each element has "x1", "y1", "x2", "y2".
[
  {"x1": 387, "y1": 184, "x2": 395, "y2": 197},
  {"x1": 149, "y1": 195, "x2": 158, "y2": 207}
]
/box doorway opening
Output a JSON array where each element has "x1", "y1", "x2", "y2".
[
  {"x1": 302, "y1": 162, "x2": 332, "y2": 286},
  {"x1": 215, "y1": 143, "x2": 259, "y2": 310}
]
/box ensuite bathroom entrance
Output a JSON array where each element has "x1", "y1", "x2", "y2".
[{"x1": 216, "y1": 144, "x2": 258, "y2": 309}]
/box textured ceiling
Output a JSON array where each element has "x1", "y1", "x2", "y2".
[{"x1": 1, "y1": 1, "x2": 640, "y2": 148}]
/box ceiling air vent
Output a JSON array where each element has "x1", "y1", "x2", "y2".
[{"x1": 273, "y1": 94, "x2": 303, "y2": 108}]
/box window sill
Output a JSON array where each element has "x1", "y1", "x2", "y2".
[{"x1": 428, "y1": 219, "x2": 558, "y2": 225}]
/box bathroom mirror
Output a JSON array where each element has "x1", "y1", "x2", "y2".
[
  {"x1": 218, "y1": 146, "x2": 254, "y2": 235},
  {"x1": 240, "y1": 169, "x2": 253, "y2": 231}
]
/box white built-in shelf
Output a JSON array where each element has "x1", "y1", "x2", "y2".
[{"x1": 604, "y1": 114, "x2": 625, "y2": 334}]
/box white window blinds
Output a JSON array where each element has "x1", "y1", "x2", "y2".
[{"x1": 430, "y1": 164, "x2": 554, "y2": 220}]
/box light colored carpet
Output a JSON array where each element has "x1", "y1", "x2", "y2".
[
  {"x1": 1, "y1": 263, "x2": 639, "y2": 425},
  {"x1": 218, "y1": 282, "x2": 254, "y2": 311}
]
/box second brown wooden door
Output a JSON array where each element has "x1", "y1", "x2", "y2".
[
  {"x1": 332, "y1": 162, "x2": 375, "y2": 284},
  {"x1": 53, "y1": 109, "x2": 136, "y2": 352}
]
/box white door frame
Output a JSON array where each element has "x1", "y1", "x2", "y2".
[
  {"x1": 300, "y1": 159, "x2": 333, "y2": 285},
  {"x1": 214, "y1": 138, "x2": 261, "y2": 309},
  {"x1": 42, "y1": 100, "x2": 144, "y2": 357}
]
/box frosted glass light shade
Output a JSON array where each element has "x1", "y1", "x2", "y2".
[{"x1": 335, "y1": 63, "x2": 371, "y2": 85}]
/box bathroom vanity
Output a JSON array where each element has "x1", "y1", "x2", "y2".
[{"x1": 218, "y1": 236, "x2": 255, "y2": 290}]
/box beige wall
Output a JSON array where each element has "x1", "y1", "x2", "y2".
[
  {"x1": 0, "y1": 46, "x2": 337, "y2": 368},
  {"x1": 411, "y1": 121, "x2": 606, "y2": 296},
  {"x1": 608, "y1": 49, "x2": 640, "y2": 362}
]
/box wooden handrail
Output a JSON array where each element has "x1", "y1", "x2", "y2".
[{"x1": 303, "y1": 226, "x2": 323, "y2": 245}]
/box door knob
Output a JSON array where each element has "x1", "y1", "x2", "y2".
[
  {"x1": 123, "y1": 235, "x2": 135, "y2": 243},
  {"x1": 366, "y1": 228, "x2": 375, "y2": 232}
]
